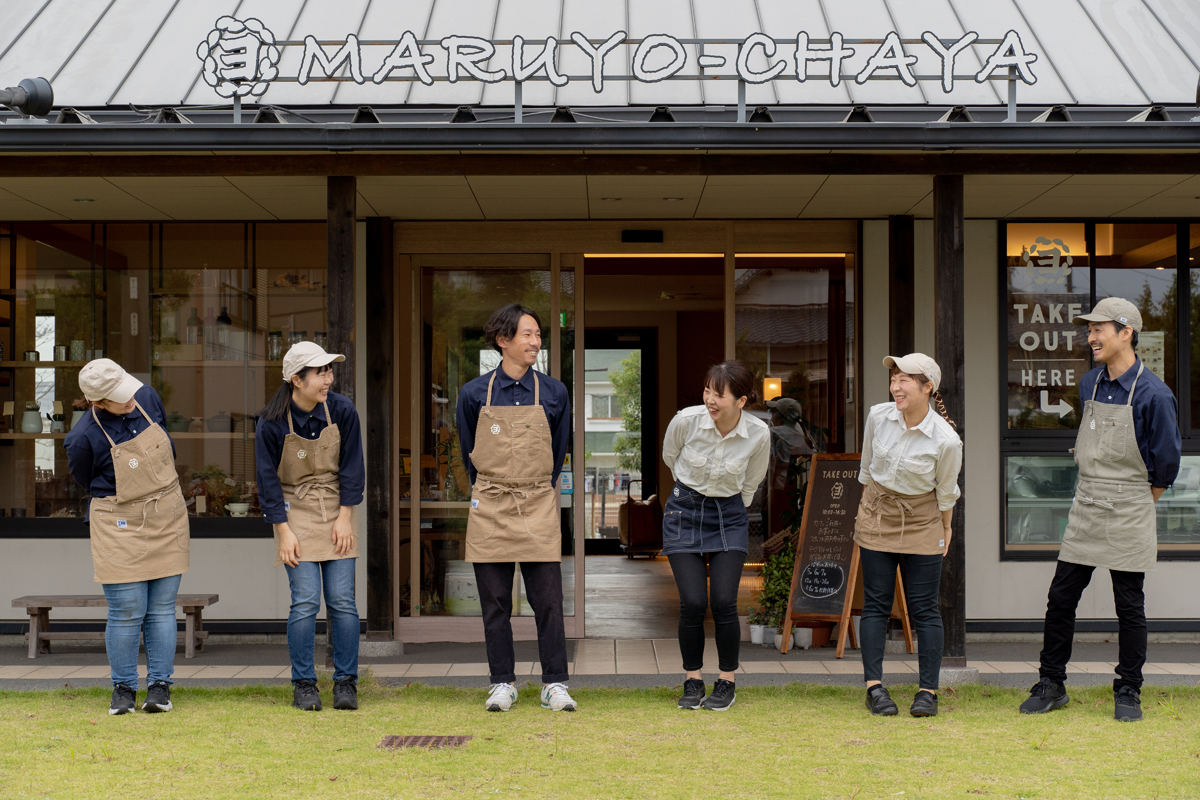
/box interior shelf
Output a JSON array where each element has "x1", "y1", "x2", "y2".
[
  {"x1": 0, "y1": 361, "x2": 88, "y2": 368},
  {"x1": 0, "y1": 433, "x2": 68, "y2": 440}
]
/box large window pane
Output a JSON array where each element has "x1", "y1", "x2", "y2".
[{"x1": 1190, "y1": 224, "x2": 1200, "y2": 429}]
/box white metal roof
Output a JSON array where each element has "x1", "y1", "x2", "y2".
[{"x1": 1, "y1": 0, "x2": 1198, "y2": 109}]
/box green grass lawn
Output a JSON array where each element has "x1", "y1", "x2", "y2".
[{"x1": 2, "y1": 677, "x2": 1198, "y2": 800}]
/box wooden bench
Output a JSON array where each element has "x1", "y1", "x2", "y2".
[{"x1": 12, "y1": 594, "x2": 219, "y2": 660}]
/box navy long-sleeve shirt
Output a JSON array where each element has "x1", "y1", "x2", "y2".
[
  {"x1": 254, "y1": 391, "x2": 364, "y2": 524},
  {"x1": 63, "y1": 385, "x2": 173, "y2": 518},
  {"x1": 1078, "y1": 359, "x2": 1181, "y2": 489},
  {"x1": 456, "y1": 366, "x2": 571, "y2": 488}
]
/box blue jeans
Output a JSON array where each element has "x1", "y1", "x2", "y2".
[
  {"x1": 859, "y1": 547, "x2": 945, "y2": 691},
  {"x1": 102, "y1": 574, "x2": 182, "y2": 689},
  {"x1": 285, "y1": 559, "x2": 359, "y2": 684}
]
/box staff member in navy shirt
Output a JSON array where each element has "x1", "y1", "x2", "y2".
[
  {"x1": 65, "y1": 359, "x2": 188, "y2": 716},
  {"x1": 255, "y1": 341, "x2": 364, "y2": 713},
  {"x1": 1021, "y1": 298, "x2": 1181, "y2": 723},
  {"x1": 456, "y1": 303, "x2": 576, "y2": 713}
]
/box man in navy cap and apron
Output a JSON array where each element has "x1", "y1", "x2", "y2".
[{"x1": 1020, "y1": 297, "x2": 1180, "y2": 722}]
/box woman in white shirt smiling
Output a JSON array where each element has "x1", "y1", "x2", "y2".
[
  {"x1": 662, "y1": 360, "x2": 770, "y2": 712},
  {"x1": 855, "y1": 353, "x2": 962, "y2": 719}
]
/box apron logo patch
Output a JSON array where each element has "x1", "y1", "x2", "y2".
[
  {"x1": 116, "y1": 520, "x2": 128, "y2": 529},
  {"x1": 490, "y1": 424, "x2": 500, "y2": 435},
  {"x1": 297, "y1": 450, "x2": 307, "y2": 459},
  {"x1": 673, "y1": 486, "x2": 680, "y2": 497},
  {"x1": 128, "y1": 458, "x2": 139, "y2": 469},
  {"x1": 1090, "y1": 420, "x2": 1096, "y2": 430},
  {"x1": 471, "y1": 499, "x2": 479, "y2": 508},
  {"x1": 284, "y1": 501, "x2": 291, "y2": 510}
]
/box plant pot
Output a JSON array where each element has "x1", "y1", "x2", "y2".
[
  {"x1": 749, "y1": 624, "x2": 765, "y2": 645},
  {"x1": 21, "y1": 410, "x2": 42, "y2": 433},
  {"x1": 227, "y1": 502, "x2": 250, "y2": 517},
  {"x1": 773, "y1": 633, "x2": 784, "y2": 650},
  {"x1": 793, "y1": 628, "x2": 813, "y2": 650}
]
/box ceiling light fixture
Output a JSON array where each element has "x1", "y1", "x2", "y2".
[
  {"x1": 73, "y1": 198, "x2": 94, "y2": 203},
  {"x1": 663, "y1": 197, "x2": 684, "y2": 201},
  {"x1": 600, "y1": 197, "x2": 621, "y2": 201}
]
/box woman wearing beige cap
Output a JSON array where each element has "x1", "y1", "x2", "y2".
[
  {"x1": 64, "y1": 358, "x2": 189, "y2": 716},
  {"x1": 254, "y1": 341, "x2": 364, "y2": 712},
  {"x1": 854, "y1": 353, "x2": 962, "y2": 718}
]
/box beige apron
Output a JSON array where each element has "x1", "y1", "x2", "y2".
[
  {"x1": 854, "y1": 481, "x2": 943, "y2": 556},
  {"x1": 465, "y1": 370, "x2": 561, "y2": 563},
  {"x1": 274, "y1": 400, "x2": 356, "y2": 567},
  {"x1": 88, "y1": 402, "x2": 189, "y2": 584},
  {"x1": 1060, "y1": 363, "x2": 1157, "y2": 573}
]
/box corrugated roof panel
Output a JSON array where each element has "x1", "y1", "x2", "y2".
[
  {"x1": 112, "y1": 0, "x2": 241, "y2": 106},
  {"x1": 692, "y1": 0, "x2": 777, "y2": 107},
  {"x1": 886, "y1": 0, "x2": 1002, "y2": 105},
  {"x1": 556, "y1": 0, "x2": 630, "y2": 106},
  {"x1": 822, "y1": 0, "x2": 928, "y2": 104},
  {"x1": 948, "y1": 0, "x2": 1075, "y2": 106},
  {"x1": 628, "y1": 0, "x2": 703, "y2": 105},
  {"x1": 407, "y1": 0, "x2": 502, "y2": 106},
  {"x1": 758, "y1": 0, "x2": 853, "y2": 105},
  {"x1": 0, "y1": 0, "x2": 111, "y2": 89},
  {"x1": 53, "y1": 0, "x2": 179, "y2": 108},
  {"x1": 0, "y1": 1, "x2": 51, "y2": 62},
  {"x1": 1013, "y1": 0, "x2": 1147, "y2": 104},
  {"x1": 258, "y1": 0, "x2": 372, "y2": 106},
  {"x1": 331, "y1": 0, "x2": 437, "y2": 106},
  {"x1": 1086, "y1": 0, "x2": 1198, "y2": 104},
  {"x1": 481, "y1": 0, "x2": 564, "y2": 108},
  {"x1": 184, "y1": 0, "x2": 309, "y2": 106},
  {"x1": 1144, "y1": 0, "x2": 1200, "y2": 70}
]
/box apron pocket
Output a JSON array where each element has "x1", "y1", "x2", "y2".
[
  {"x1": 172, "y1": 492, "x2": 190, "y2": 551},
  {"x1": 1104, "y1": 492, "x2": 1156, "y2": 553},
  {"x1": 145, "y1": 437, "x2": 177, "y2": 485},
  {"x1": 663, "y1": 497, "x2": 696, "y2": 548},
  {"x1": 287, "y1": 500, "x2": 313, "y2": 540},
  {"x1": 1098, "y1": 420, "x2": 1130, "y2": 462},
  {"x1": 519, "y1": 485, "x2": 560, "y2": 541},
  {"x1": 91, "y1": 510, "x2": 150, "y2": 567},
  {"x1": 467, "y1": 490, "x2": 499, "y2": 541}
]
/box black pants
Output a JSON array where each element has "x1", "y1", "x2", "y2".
[
  {"x1": 859, "y1": 547, "x2": 945, "y2": 691},
  {"x1": 668, "y1": 550, "x2": 746, "y2": 674},
  {"x1": 1038, "y1": 560, "x2": 1147, "y2": 692},
  {"x1": 473, "y1": 561, "x2": 569, "y2": 685}
]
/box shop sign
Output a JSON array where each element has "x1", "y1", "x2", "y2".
[
  {"x1": 197, "y1": 16, "x2": 1039, "y2": 98},
  {"x1": 1007, "y1": 236, "x2": 1090, "y2": 431}
]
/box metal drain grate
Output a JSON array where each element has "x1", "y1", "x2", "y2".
[{"x1": 379, "y1": 735, "x2": 472, "y2": 750}]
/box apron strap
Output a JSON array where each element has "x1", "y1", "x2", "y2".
[
  {"x1": 1126, "y1": 362, "x2": 1145, "y2": 406},
  {"x1": 286, "y1": 401, "x2": 296, "y2": 436},
  {"x1": 322, "y1": 400, "x2": 332, "y2": 425},
  {"x1": 1090, "y1": 372, "x2": 1101, "y2": 401},
  {"x1": 533, "y1": 370, "x2": 540, "y2": 405},
  {"x1": 90, "y1": 405, "x2": 118, "y2": 448},
  {"x1": 484, "y1": 371, "x2": 497, "y2": 406},
  {"x1": 131, "y1": 399, "x2": 156, "y2": 428}
]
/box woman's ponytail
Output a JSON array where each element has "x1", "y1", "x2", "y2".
[{"x1": 932, "y1": 390, "x2": 957, "y2": 431}]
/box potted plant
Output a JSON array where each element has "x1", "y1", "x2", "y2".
[
  {"x1": 747, "y1": 607, "x2": 767, "y2": 645},
  {"x1": 194, "y1": 464, "x2": 233, "y2": 516},
  {"x1": 226, "y1": 483, "x2": 250, "y2": 517}
]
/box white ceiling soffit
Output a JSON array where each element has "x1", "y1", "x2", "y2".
[{"x1": 2, "y1": 0, "x2": 1199, "y2": 108}]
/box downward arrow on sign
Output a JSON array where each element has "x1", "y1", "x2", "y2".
[{"x1": 1040, "y1": 390, "x2": 1074, "y2": 418}]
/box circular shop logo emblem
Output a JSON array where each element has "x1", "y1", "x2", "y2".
[
  {"x1": 490, "y1": 424, "x2": 501, "y2": 435},
  {"x1": 297, "y1": 450, "x2": 308, "y2": 459},
  {"x1": 197, "y1": 16, "x2": 280, "y2": 98},
  {"x1": 128, "y1": 458, "x2": 139, "y2": 469}
]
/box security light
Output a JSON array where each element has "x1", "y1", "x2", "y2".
[{"x1": 0, "y1": 77, "x2": 53, "y2": 117}]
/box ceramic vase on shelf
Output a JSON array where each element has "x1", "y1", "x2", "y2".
[{"x1": 21, "y1": 403, "x2": 42, "y2": 433}]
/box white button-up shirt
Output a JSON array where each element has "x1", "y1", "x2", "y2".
[
  {"x1": 858, "y1": 402, "x2": 963, "y2": 511},
  {"x1": 663, "y1": 405, "x2": 771, "y2": 507}
]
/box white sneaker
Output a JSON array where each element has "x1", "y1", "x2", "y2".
[
  {"x1": 485, "y1": 683, "x2": 518, "y2": 712},
  {"x1": 540, "y1": 682, "x2": 578, "y2": 712}
]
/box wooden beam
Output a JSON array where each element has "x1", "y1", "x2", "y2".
[
  {"x1": 1, "y1": 152, "x2": 1199, "y2": 177},
  {"x1": 327, "y1": 176, "x2": 356, "y2": 399},
  {"x1": 364, "y1": 216, "x2": 394, "y2": 638},
  {"x1": 888, "y1": 215, "x2": 914, "y2": 356},
  {"x1": 933, "y1": 174, "x2": 967, "y2": 668}
]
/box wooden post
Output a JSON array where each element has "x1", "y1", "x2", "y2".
[
  {"x1": 888, "y1": 215, "x2": 914, "y2": 356},
  {"x1": 365, "y1": 217, "x2": 394, "y2": 638},
  {"x1": 327, "y1": 176, "x2": 357, "y2": 400},
  {"x1": 933, "y1": 175, "x2": 966, "y2": 667}
]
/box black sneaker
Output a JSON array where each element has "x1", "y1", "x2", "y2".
[
  {"x1": 701, "y1": 679, "x2": 736, "y2": 711},
  {"x1": 865, "y1": 685, "x2": 898, "y2": 716},
  {"x1": 109, "y1": 684, "x2": 136, "y2": 716},
  {"x1": 910, "y1": 690, "x2": 938, "y2": 717},
  {"x1": 292, "y1": 679, "x2": 322, "y2": 711},
  {"x1": 1019, "y1": 677, "x2": 1069, "y2": 714},
  {"x1": 1114, "y1": 686, "x2": 1142, "y2": 722},
  {"x1": 677, "y1": 678, "x2": 706, "y2": 710},
  {"x1": 142, "y1": 681, "x2": 173, "y2": 713},
  {"x1": 333, "y1": 679, "x2": 358, "y2": 710}
]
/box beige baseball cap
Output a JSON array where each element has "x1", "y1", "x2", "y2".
[
  {"x1": 883, "y1": 353, "x2": 942, "y2": 392},
  {"x1": 78, "y1": 358, "x2": 142, "y2": 403},
  {"x1": 282, "y1": 340, "x2": 344, "y2": 383},
  {"x1": 1072, "y1": 297, "x2": 1142, "y2": 332}
]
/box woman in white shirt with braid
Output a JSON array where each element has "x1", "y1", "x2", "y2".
[
  {"x1": 662, "y1": 360, "x2": 770, "y2": 712},
  {"x1": 855, "y1": 353, "x2": 962, "y2": 719}
]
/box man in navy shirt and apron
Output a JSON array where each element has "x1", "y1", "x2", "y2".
[{"x1": 1020, "y1": 298, "x2": 1181, "y2": 722}]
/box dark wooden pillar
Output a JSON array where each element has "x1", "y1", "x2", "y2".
[
  {"x1": 934, "y1": 175, "x2": 966, "y2": 666},
  {"x1": 364, "y1": 217, "x2": 394, "y2": 637},
  {"x1": 327, "y1": 176, "x2": 356, "y2": 399},
  {"x1": 888, "y1": 214, "x2": 914, "y2": 355}
]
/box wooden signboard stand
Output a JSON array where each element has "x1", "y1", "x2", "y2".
[{"x1": 780, "y1": 453, "x2": 914, "y2": 658}]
